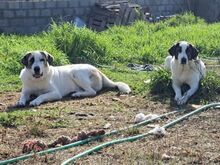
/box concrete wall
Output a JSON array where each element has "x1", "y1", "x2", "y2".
[
  {"x1": 192, "y1": 0, "x2": 220, "y2": 22},
  {"x1": 0, "y1": 0, "x2": 188, "y2": 34}
]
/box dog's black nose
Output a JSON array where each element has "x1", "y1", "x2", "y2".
[
  {"x1": 181, "y1": 58, "x2": 187, "y2": 64},
  {"x1": 34, "y1": 66, "x2": 40, "y2": 74}
]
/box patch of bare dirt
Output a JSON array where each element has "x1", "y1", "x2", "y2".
[{"x1": 0, "y1": 92, "x2": 219, "y2": 164}]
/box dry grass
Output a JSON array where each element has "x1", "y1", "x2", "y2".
[{"x1": 0, "y1": 92, "x2": 219, "y2": 164}]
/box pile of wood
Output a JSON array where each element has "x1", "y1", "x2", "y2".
[{"x1": 88, "y1": 1, "x2": 143, "y2": 31}]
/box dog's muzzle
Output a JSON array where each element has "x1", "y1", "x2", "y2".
[
  {"x1": 181, "y1": 58, "x2": 187, "y2": 64},
  {"x1": 33, "y1": 66, "x2": 43, "y2": 78},
  {"x1": 33, "y1": 73, "x2": 43, "y2": 78}
]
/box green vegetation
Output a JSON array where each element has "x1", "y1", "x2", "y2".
[
  {"x1": 149, "y1": 69, "x2": 220, "y2": 104},
  {"x1": 0, "y1": 12, "x2": 219, "y2": 99}
]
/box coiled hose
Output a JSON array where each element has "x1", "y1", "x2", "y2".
[{"x1": 61, "y1": 102, "x2": 220, "y2": 165}]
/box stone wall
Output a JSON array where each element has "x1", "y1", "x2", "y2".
[{"x1": 0, "y1": 0, "x2": 188, "y2": 34}]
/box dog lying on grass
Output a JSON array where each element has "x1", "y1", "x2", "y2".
[
  {"x1": 17, "y1": 51, "x2": 131, "y2": 106},
  {"x1": 165, "y1": 41, "x2": 206, "y2": 105}
]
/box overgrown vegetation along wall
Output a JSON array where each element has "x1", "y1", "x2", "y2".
[{"x1": 0, "y1": 0, "x2": 187, "y2": 34}]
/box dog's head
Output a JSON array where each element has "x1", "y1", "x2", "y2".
[
  {"x1": 21, "y1": 51, "x2": 53, "y2": 79},
  {"x1": 168, "y1": 41, "x2": 198, "y2": 65}
]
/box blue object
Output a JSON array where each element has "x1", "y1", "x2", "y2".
[{"x1": 73, "y1": 17, "x2": 86, "y2": 28}]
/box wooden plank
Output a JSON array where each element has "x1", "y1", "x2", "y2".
[
  {"x1": 128, "y1": 9, "x2": 136, "y2": 24},
  {"x1": 121, "y1": 5, "x2": 132, "y2": 25},
  {"x1": 88, "y1": 1, "x2": 143, "y2": 31}
]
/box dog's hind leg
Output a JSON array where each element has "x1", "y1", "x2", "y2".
[
  {"x1": 71, "y1": 88, "x2": 97, "y2": 97},
  {"x1": 71, "y1": 71, "x2": 100, "y2": 98}
]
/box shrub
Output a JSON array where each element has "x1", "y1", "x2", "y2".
[
  {"x1": 163, "y1": 12, "x2": 206, "y2": 27},
  {"x1": 148, "y1": 69, "x2": 173, "y2": 97}
]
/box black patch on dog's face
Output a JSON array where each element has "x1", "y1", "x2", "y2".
[
  {"x1": 21, "y1": 53, "x2": 33, "y2": 68},
  {"x1": 40, "y1": 51, "x2": 54, "y2": 65},
  {"x1": 168, "y1": 43, "x2": 181, "y2": 59},
  {"x1": 169, "y1": 42, "x2": 198, "y2": 61},
  {"x1": 186, "y1": 44, "x2": 198, "y2": 60}
]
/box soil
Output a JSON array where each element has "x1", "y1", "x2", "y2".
[{"x1": 0, "y1": 91, "x2": 219, "y2": 165}]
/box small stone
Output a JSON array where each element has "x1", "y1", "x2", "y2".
[
  {"x1": 103, "y1": 123, "x2": 111, "y2": 129},
  {"x1": 162, "y1": 153, "x2": 174, "y2": 160},
  {"x1": 112, "y1": 97, "x2": 121, "y2": 101},
  {"x1": 0, "y1": 102, "x2": 6, "y2": 106}
]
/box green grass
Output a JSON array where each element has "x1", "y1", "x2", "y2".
[{"x1": 0, "y1": 12, "x2": 219, "y2": 97}]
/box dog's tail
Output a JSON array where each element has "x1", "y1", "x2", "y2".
[
  {"x1": 164, "y1": 55, "x2": 172, "y2": 70},
  {"x1": 100, "y1": 72, "x2": 131, "y2": 94}
]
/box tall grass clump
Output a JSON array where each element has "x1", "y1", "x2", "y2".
[{"x1": 49, "y1": 22, "x2": 109, "y2": 64}]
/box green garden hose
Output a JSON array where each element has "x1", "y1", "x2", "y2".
[
  {"x1": 61, "y1": 102, "x2": 220, "y2": 165},
  {"x1": 0, "y1": 110, "x2": 177, "y2": 165}
]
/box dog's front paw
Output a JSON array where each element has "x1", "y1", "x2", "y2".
[
  {"x1": 16, "y1": 100, "x2": 26, "y2": 107},
  {"x1": 30, "y1": 99, "x2": 42, "y2": 106},
  {"x1": 177, "y1": 96, "x2": 188, "y2": 105},
  {"x1": 174, "y1": 95, "x2": 181, "y2": 102}
]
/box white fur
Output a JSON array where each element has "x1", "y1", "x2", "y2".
[
  {"x1": 17, "y1": 51, "x2": 131, "y2": 106},
  {"x1": 165, "y1": 41, "x2": 206, "y2": 105}
]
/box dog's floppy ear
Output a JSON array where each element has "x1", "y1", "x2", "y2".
[
  {"x1": 168, "y1": 42, "x2": 180, "y2": 57},
  {"x1": 40, "y1": 51, "x2": 54, "y2": 65},
  {"x1": 21, "y1": 52, "x2": 32, "y2": 67},
  {"x1": 189, "y1": 44, "x2": 198, "y2": 60}
]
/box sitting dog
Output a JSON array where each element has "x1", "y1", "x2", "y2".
[
  {"x1": 17, "y1": 51, "x2": 131, "y2": 106},
  {"x1": 164, "y1": 41, "x2": 206, "y2": 105}
]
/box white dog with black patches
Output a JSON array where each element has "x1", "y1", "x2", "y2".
[
  {"x1": 165, "y1": 41, "x2": 206, "y2": 105},
  {"x1": 17, "y1": 51, "x2": 131, "y2": 106}
]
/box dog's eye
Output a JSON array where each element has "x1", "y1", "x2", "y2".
[
  {"x1": 177, "y1": 47, "x2": 182, "y2": 53},
  {"x1": 29, "y1": 57, "x2": 34, "y2": 64},
  {"x1": 40, "y1": 59, "x2": 45, "y2": 62}
]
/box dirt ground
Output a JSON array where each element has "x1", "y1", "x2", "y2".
[{"x1": 0, "y1": 91, "x2": 219, "y2": 165}]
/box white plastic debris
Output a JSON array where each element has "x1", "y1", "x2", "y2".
[
  {"x1": 145, "y1": 114, "x2": 159, "y2": 120},
  {"x1": 134, "y1": 113, "x2": 146, "y2": 123},
  {"x1": 73, "y1": 17, "x2": 86, "y2": 28},
  {"x1": 134, "y1": 113, "x2": 159, "y2": 123},
  {"x1": 144, "y1": 79, "x2": 151, "y2": 84},
  {"x1": 149, "y1": 126, "x2": 166, "y2": 136}
]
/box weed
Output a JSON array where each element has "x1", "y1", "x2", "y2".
[
  {"x1": 0, "y1": 113, "x2": 17, "y2": 127},
  {"x1": 28, "y1": 124, "x2": 46, "y2": 137},
  {"x1": 49, "y1": 119, "x2": 69, "y2": 129},
  {"x1": 126, "y1": 128, "x2": 140, "y2": 136}
]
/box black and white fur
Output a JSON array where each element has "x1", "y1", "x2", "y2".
[
  {"x1": 17, "y1": 51, "x2": 131, "y2": 106},
  {"x1": 165, "y1": 41, "x2": 206, "y2": 105}
]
